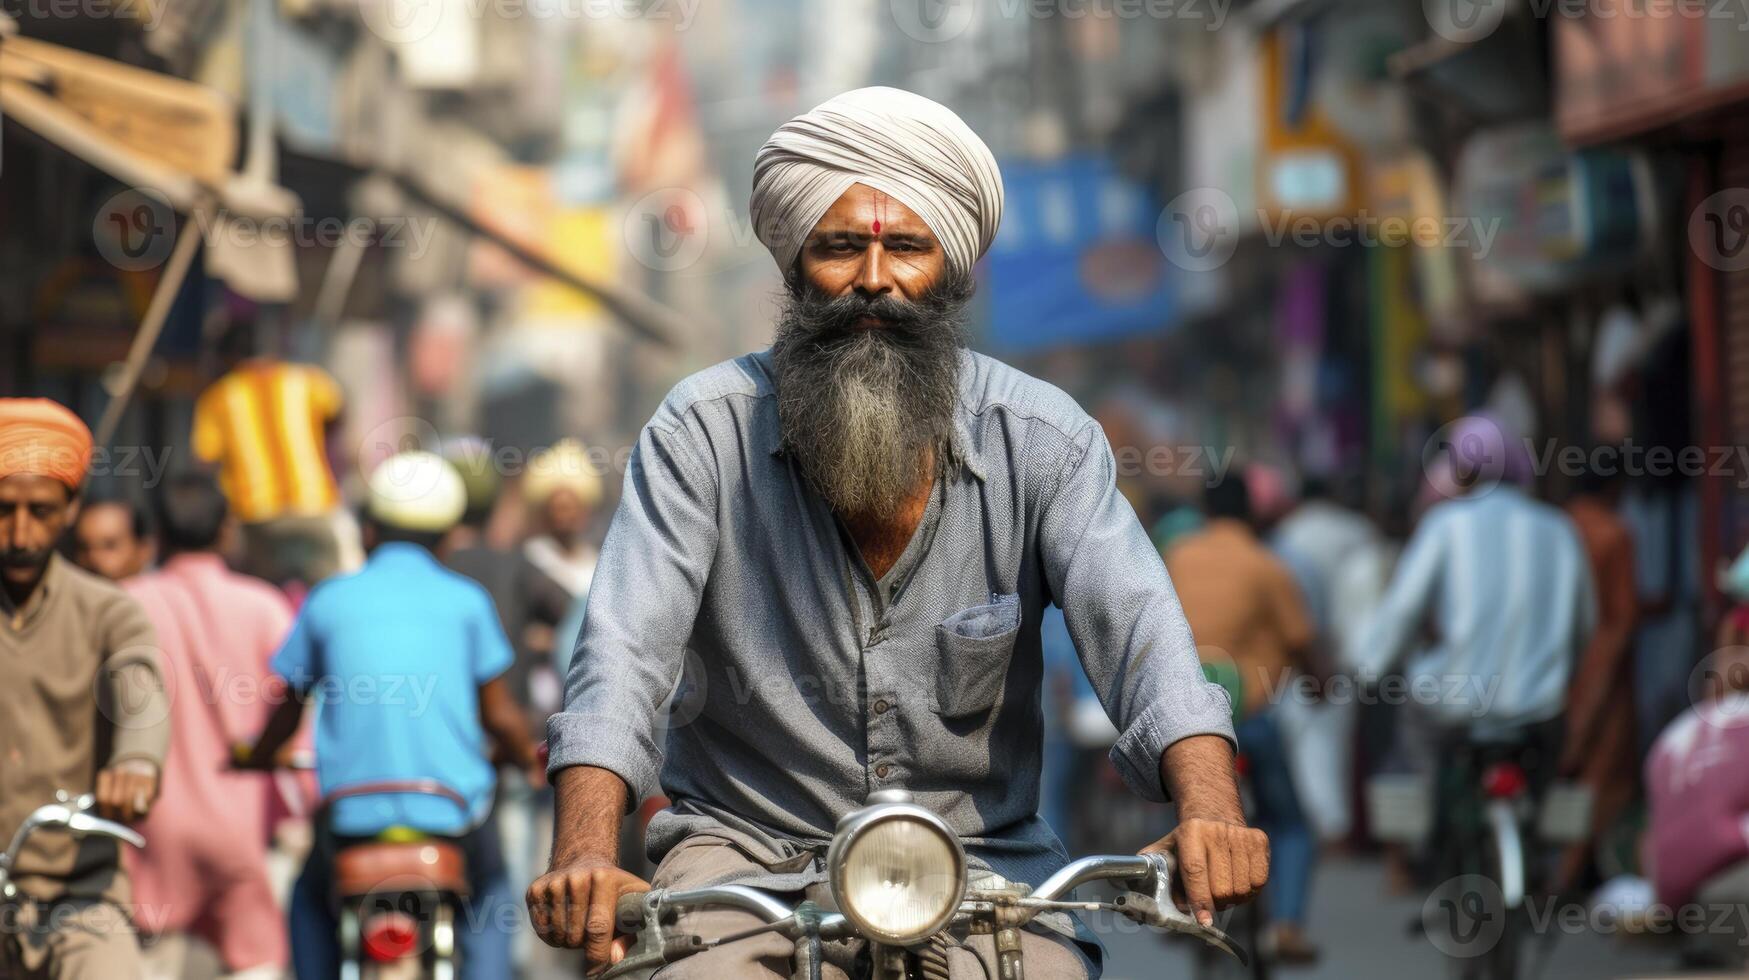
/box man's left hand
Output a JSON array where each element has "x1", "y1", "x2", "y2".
[
  {"x1": 94, "y1": 760, "x2": 159, "y2": 823},
  {"x1": 1142, "y1": 817, "x2": 1269, "y2": 926}
]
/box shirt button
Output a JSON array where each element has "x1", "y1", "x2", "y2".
[
  {"x1": 875, "y1": 763, "x2": 892, "y2": 779},
  {"x1": 873, "y1": 699, "x2": 891, "y2": 715}
]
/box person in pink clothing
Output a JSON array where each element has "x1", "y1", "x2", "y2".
[
  {"x1": 1644, "y1": 644, "x2": 1749, "y2": 909},
  {"x1": 121, "y1": 473, "x2": 293, "y2": 978}
]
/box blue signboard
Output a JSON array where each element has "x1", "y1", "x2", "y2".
[{"x1": 980, "y1": 155, "x2": 1178, "y2": 353}]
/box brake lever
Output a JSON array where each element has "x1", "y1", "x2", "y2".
[{"x1": 1111, "y1": 853, "x2": 1250, "y2": 966}]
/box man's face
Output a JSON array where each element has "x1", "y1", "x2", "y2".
[
  {"x1": 798, "y1": 183, "x2": 948, "y2": 310},
  {"x1": 771, "y1": 185, "x2": 974, "y2": 522},
  {"x1": 72, "y1": 501, "x2": 150, "y2": 581},
  {"x1": 0, "y1": 474, "x2": 77, "y2": 592},
  {"x1": 543, "y1": 488, "x2": 591, "y2": 542}
]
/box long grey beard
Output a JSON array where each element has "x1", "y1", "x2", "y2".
[{"x1": 771, "y1": 274, "x2": 974, "y2": 521}]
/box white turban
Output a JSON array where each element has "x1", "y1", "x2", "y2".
[{"x1": 751, "y1": 87, "x2": 1004, "y2": 278}]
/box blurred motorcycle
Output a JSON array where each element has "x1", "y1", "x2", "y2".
[{"x1": 603, "y1": 790, "x2": 1250, "y2": 980}]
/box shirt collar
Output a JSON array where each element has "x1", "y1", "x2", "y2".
[
  {"x1": 368, "y1": 541, "x2": 440, "y2": 568},
  {"x1": 162, "y1": 551, "x2": 228, "y2": 576}
]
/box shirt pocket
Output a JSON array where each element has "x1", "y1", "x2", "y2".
[{"x1": 932, "y1": 593, "x2": 1021, "y2": 719}]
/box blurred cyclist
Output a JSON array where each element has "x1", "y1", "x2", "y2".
[
  {"x1": 238, "y1": 451, "x2": 544, "y2": 980},
  {"x1": 0, "y1": 399, "x2": 168, "y2": 980},
  {"x1": 1358, "y1": 416, "x2": 1594, "y2": 835}
]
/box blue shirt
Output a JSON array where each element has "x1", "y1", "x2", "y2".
[{"x1": 272, "y1": 542, "x2": 514, "y2": 836}]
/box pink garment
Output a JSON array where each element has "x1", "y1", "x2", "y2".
[
  {"x1": 122, "y1": 554, "x2": 294, "y2": 971},
  {"x1": 1644, "y1": 694, "x2": 1749, "y2": 906}
]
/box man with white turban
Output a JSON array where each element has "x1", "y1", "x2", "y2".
[{"x1": 532, "y1": 89, "x2": 1267, "y2": 978}]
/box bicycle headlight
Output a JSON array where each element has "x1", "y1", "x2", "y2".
[{"x1": 827, "y1": 791, "x2": 966, "y2": 945}]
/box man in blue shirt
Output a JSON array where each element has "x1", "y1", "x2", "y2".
[{"x1": 243, "y1": 451, "x2": 543, "y2": 980}]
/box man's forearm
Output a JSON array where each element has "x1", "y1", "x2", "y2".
[
  {"x1": 1161, "y1": 734, "x2": 1245, "y2": 824},
  {"x1": 550, "y1": 765, "x2": 630, "y2": 866}
]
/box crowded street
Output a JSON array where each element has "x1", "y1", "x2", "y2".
[{"x1": 5, "y1": 0, "x2": 1749, "y2": 979}]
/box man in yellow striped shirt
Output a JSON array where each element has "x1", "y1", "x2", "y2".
[{"x1": 191, "y1": 358, "x2": 359, "y2": 586}]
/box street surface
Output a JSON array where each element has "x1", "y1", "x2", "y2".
[{"x1": 1095, "y1": 857, "x2": 1685, "y2": 980}]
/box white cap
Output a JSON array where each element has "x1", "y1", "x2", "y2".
[{"x1": 366, "y1": 450, "x2": 466, "y2": 533}]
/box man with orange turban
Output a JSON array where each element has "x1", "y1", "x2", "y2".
[{"x1": 0, "y1": 397, "x2": 169, "y2": 980}]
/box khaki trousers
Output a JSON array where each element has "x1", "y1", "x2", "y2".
[
  {"x1": 0, "y1": 900, "x2": 143, "y2": 980},
  {"x1": 647, "y1": 834, "x2": 1095, "y2": 979}
]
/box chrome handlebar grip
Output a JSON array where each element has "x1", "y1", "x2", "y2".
[{"x1": 1029, "y1": 854, "x2": 1155, "y2": 901}]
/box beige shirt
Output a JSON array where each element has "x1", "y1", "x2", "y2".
[
  {"x1": 0, "y1": 554, "x2": 169, "y2": 903},
  {"x1": 1166, "y1": 519, "x2": 1314, "y2": 716}
]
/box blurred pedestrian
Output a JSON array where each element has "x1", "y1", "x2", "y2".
[
  {"x1": 1556, "y1": 465, "x2": 1639, "y2": 892},
  {"x1": 1271, "y1": 474, "x2": 1383, "y2": 844},
  {"x1": 121, "y1": 472, "x2": 292, "y2": 980},
  {"x1": 0, "y1": 398, "x2": 169, "y2": 980},
  {"x1": 1167, "y1": 475, "x2": 1322, "y2": 964},
  {"x1": 519, "y1": 439, "x2": 602, "y2": 674},
  {"x1": 191, "y1": 331, "x2": 360, "y2": 588},
  {"x1": 440, "y1": 437, "x2": 561, "y2": 971},
  {"x1": 70, "y1": 495, "x2": 153, "y2": 582},
  {"x1": 239, "y1": 451, "x2": 543, "y2": 980}
]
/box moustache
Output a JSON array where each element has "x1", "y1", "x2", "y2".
[
  {"x1": 1, "y1": 548, "x2": 50, "y2": 570},
  {"x1": 793, "y1": 292, "x2": 933, "y2": 339}
]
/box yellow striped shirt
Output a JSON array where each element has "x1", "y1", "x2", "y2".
[{"x1": 192, "y1": 360, "x2": 342, "y2": 523}]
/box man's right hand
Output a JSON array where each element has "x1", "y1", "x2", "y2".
[{"x1": 527, "y1": 855, "x2": 650, "y2": 968}]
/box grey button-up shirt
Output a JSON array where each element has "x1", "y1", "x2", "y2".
[{"x1": 548, "y1": 348, "x2": 1234, "y2": 892}]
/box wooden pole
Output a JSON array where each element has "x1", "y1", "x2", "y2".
[{"x1": 93, "y1": 200, "x2": 207, "y2": 449}]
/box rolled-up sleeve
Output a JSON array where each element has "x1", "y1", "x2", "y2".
[
  {"x1": 546, "y1": 416, "x2": 719, "y2": 803},
  {"x1": 1038, "y1": 421, "x2": 1235, "y2": 803}
]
